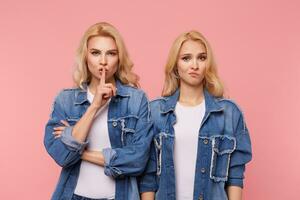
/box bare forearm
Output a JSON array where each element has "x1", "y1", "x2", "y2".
[
  {"x1": 81, "y1": 150, "x2": 105, "y2": 166},
  {"x1": 141, "y1": 192, "x2": 155, "y2": 200},
  {"x1": 227, "y1": 186, "x2": 243, "y2": 200},
  {"x1": 72, "y1": 105, "x2": 98, "y2": 142}
]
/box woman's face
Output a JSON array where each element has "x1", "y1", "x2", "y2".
[
  {"x1": 176, "y1": 40, "x2": 207, "y2": 88},
  {"x1": 86, "y1": 36, "x2": 119, "y2": 83}
]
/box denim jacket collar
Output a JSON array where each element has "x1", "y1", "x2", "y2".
[
  {"x1": 74, "y1": 79, "x2": 130, "y2": 105},
  {"x1": 160, "y1": 88, "x2": 223, "y2": 114},
  {"x1": 160, "y1": 89, "x2": 180, "y2": 114}
]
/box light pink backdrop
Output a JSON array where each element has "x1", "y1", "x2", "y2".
[{"x1": 0, "y1": 0, "x2": 299, "y2": 199}]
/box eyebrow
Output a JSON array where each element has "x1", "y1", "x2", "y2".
[
  {"x1": 89, "y1": 48, "x2": 118, "y2": 52},
  {"x1": 179, "y1": 52, "x2": 207, "y2": 57}
]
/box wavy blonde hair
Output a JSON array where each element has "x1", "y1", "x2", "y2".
[
  {"x1": 73, "y1": 22, "x2": 139, "y2": 89},
  {"x1": 162, "y1": 30, "x2": 224, "y2": 97}
]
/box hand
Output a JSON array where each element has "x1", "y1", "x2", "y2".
[
  {"x1": 91, "y1": 70, "x2": 117, "y2": 109},
  {"x1": 52, "y1": 120, "x2": 70, "y2": 138}
]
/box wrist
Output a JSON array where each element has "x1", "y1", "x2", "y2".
[{"x1": 88, "y1": 103, "x2": 101, "y2": 112}]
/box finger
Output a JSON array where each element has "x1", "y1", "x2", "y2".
[
  {"x1": 103, "y1": 88, "x2": 113, "y2": 99},
  {"x1": 104, "y1": 84, "x2": 116, "y2": 96},
  {"x1": 104, "y1": 83, "x2": 114, "y2": 87},
  {"x1": 60, "y1": 120, "x2": 70, "y2": 127},
  {"x1": 55, "y1": 135, "x2": 62, "y2": 139},
  {"x1": 102, "y1": 87, "x2": 113, "y2": 95},
  {"x1": 53, "y1": 130, "x2": 63, "y2": 135},
  {"x1": 52, "y1": 131, "x2": 63, "y2": 137},
  {"x1": 53, "y1": 126, "x2": 66, "y2": 131},
  {"x1": 100, "y1": 69, "x2": 106, "y2": 86},
  {"x1": 103, "y1": 94, "x2": 110, "y2": 99}
]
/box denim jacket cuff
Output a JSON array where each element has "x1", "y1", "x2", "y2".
[
  {"x1": 102, "y1": 148, "x2": 122, "y2": 178},
  {"x1": 60, "y1": 126, "x2": 88, "y2": 154},
  {"x1": 139, "y1": 184, "x2": 158, "y2": 193},
  {"x1": 226, "y1": 178, "x2": 244, "y2": 188}
]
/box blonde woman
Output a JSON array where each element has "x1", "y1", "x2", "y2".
[
  {"x1": 44, "y1": 22, "x2": 152, "y2": 200},
  {"x1": 139, "y1": 31, "x2": 252, "y2": 200}
]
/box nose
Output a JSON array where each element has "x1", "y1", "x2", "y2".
[
  {"x1": 191, "y1": 59, "x2": 199, "y2": 70},
  {"x1": 99, "y1": 55, "x2": 107, "y2": 66}
]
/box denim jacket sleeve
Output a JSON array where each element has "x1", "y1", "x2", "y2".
[
  {"x1": 44, "y1": 91, "x2": 88, "y2": 168},
  {"x1": 226, "y1": 106, "x2": 252, "y2": 188},
  {"x1": 137, "y1": 138, "x2": 158, "y2": 193},
  {"x1": 102, "y1": 93, "x2": 154, "y2": 178}
]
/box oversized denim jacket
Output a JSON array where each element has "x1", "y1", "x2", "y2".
[
  {"x1": 138, "y1": 89, "x2": 252, "y2": 200},
  {"x1": 44, "y1": 80, "x2": 153, "y2": 200}
]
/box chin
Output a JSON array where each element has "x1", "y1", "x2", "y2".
[{"x1": 183, "y1": 78, "x2": 203, "y2": 86}]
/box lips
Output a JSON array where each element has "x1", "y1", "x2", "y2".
[
  {"x1": 98, "y1": 68, "x2": 107, "y2": 74},
  {"x1": 188, "y1": 72, "x2": 199, "y2": 77}
]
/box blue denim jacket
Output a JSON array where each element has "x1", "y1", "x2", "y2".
[
  {"x1": 139, "y1": 89, "x2": 252, "y2": 200},
  {"x1": 44, "y1": 80, "x2": 153, "y2": 200}
]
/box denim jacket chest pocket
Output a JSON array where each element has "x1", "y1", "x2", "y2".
[
  {"x1": 153, "y1": 130, "x2": 175, "y2": 177},
  {"x1": 64, "y1": 102, "x2": 89, "y2": 125},
  {"x1": 206, "y1": 134, "x2": 236, "y2": 182},
  {"x1": 108, "y1": 115, "x2": 138, "y2": 147}
]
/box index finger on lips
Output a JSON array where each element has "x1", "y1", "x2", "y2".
[{"x1": 100, "y1": 69, "x2": 106, "y2": 86}]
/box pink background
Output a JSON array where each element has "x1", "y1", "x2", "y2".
[{"x1": 0, "y1": 0, "x2": 299, "y2": 199}]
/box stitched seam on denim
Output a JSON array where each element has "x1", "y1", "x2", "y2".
[
  {"x1": 123, "y1": 128, "x2": 135, "y2": 133},
  {"x1": 120, "y1": 119, "x2": 126, "y2": 146},
  {"x1": 107, "y1": 115, "x2": 139, "y2": 121},
  {"x1": 154, "y1": 136, "x2": 161, "y2": 176},
  {"x1": 147, "y1": 100, "x2": 151, "y2": 122},
  {"x1": 154, "y1": 132, "x2": 172, "y2": 176},
  {"x1": 209, "y1": 135, "x2": 237, "y2": 182}
]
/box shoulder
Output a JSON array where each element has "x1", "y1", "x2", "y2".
[
  {"x1": 215, "y1": 97, "x2": 247, "y2": 126},
  {"x1": 150, "y1": 97, "x2": 166, "y2": 110},
  {"x1": 125, "y1": 85, "x2": 146, "y2": 96},
  {"x1": 49, "y1": 88, "x2": 80, "y2": 116},
  {"x1": 54, "y1": 87, "x2": 81, "y2": 102},
  {"x1": 216, "y1": 97, "x2": 249, "y2": 133},
  {"x1": 216, "y1": 97, "x2": 244, "y2": 115},
  {"x1": 124, "y1": 86, "x2": 149, "y2": 104},
  {"x1": 120, "y1": 86, "x2": 151, "y2": 113}
]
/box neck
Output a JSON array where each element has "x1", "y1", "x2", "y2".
[
  {"x1": 179, "y1": 82, "x2": 204, "y2": 106},
  {"x1": 88, "y1": 77, "x2": 116, "y2": 95}
]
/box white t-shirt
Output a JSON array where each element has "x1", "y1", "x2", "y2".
[
  {"x1": 173, "y1": 100, "x2": 206, "y2": 200},
  {"x1": 74, "y1": 88, "x2": 115, "y2": 199}
]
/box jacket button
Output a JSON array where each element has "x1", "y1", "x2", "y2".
[
  {"x1": 203, "y1": 139, "x2": 209, "y2": 144},
  {"x1": 112, "y1": 121, "x2": 118, "y2": 127},
  {"x1": 201, "y1": 168, "x2": 206, "y2": 173},
  {"x1": 198, "y1": 194, "x2": 204, "y2": 200}
]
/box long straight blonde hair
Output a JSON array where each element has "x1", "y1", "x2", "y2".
[
  {"x1": 73, "y1": 22, "x2": 139, "y2": 89},
  {"x1": 162, "y1": 31, "x2": 224, "y2": 97}
]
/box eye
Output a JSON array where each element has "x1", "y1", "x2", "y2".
[
  {"x1": 198, "y1": 54, "x2": 207, "y2": 61},
  {"x1": 181, "y1": 56, "x2": 191, "y2": 62},
  {"x1": 91, "y1": 51, "x2": 100, "y2": 56},
  {"x1": 107, "y1": 52, "x2": 117, "y2": 56}
]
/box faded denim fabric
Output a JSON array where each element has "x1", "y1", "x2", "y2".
[
  {"x1": 139, "y1": 89, "x2": 252, "y2": 200},
  {"x1": 44, "y1": 80, "x2": 153, "y2": 200}
]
